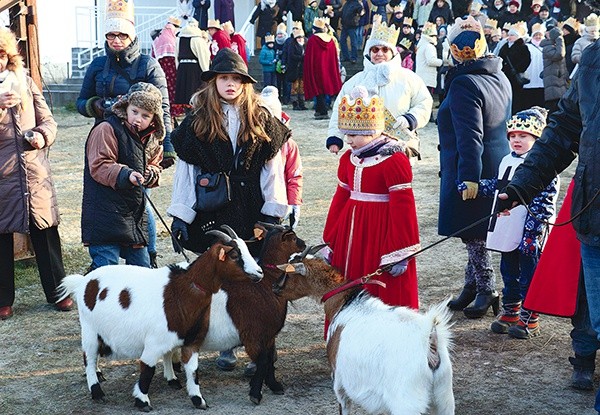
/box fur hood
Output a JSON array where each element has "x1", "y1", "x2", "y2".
[{"x1": 111, "y1": 82, "x2": 165, "y2": 142}]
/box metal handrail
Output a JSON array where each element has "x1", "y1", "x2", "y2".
[{"x1": 239, "y1": 5, "x2": 257, "y2": 57}]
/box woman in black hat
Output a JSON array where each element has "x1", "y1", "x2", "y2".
[{"x1": 167, "y1": 47, "x2": 292, "y2": 371}]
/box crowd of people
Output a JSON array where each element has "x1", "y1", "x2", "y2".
[{"x1": 3, "y1": 0, "x2": 600, "y2": 413}]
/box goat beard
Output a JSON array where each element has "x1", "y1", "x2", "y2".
[{"x1": 586, "y1": 0, "x2": 600, "y2": 12}]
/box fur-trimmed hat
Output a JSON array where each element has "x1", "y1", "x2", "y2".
[
  {"x1": 448, "y1": 16, "x2": 486, "y2": 62},
  {"x1": 338, "y1": 86, "x2": 385, "y2": 135},
  {"x1": 365, "y1": 19, "x2": 401, "y2": 55},
  {"x1": 112, "y1": 82, "x2": 165, "y2": 140},
  {"x1": 201, "y1": 47, "x2": 257, "y2": 83},
  {"x1": 105, "y1": 0, "x2": 136, "y2": 39},
  {"x1": 506, "y1": 106, "x2": 548, "y2": 138}
]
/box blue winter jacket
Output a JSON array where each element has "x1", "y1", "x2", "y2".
[
  {"x1": 437, "y1": 56, "x2": 512, "y2": 240},
  {"x1": 509, "y1": 40, "x2": 600, "y2": 247},
  {"x1": 76, "y1": 37, "x2": 174, "y2": 155},
  {"x1": 259, "y1": 45, "x2": 277, "y2": 72}
]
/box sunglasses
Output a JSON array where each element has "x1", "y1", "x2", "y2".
[
  {"x1": 105, "y1": 32, "x2": 129, "y2": 41},
  {"x1": 370, "y1": 46, "x2": 392, "y2": 54}
]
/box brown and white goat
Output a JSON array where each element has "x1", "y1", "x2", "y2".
[
  {"x1": 163, "y1": 224, "x2": 309, "y2": 405},
  {"x1": 273, "y1": 258, "x2": 455, "y2": 415},
  {"x1": 56, "y1": 227, "x2": 263, "y2": 411}
]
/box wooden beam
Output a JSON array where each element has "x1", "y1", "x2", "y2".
[{"x1": 0, "y1": 0, "x2": 21, "y2": 13}]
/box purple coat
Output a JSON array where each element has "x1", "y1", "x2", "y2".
[{"x1": 215, "y1": 0, "x2": 235, "y2": 26}]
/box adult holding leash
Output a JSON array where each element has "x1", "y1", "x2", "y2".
[{"x1": 497, "y1": 13, "x2": 600, "y2": 411}]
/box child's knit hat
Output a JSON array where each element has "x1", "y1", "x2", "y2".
[
  {"x1": 506, "y1": 106, "x2": 548, "y2": 138},
  {"x1": 260, "y1": 86, "x2": 283, "y2": 120},
  {"x1": 112, "y1": 82, "x2": 165, "y2": 140}
]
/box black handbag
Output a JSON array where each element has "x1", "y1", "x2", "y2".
[
  {"x1": 506, "y1": 55, "x2": 530, "y2": 87},
  {"x1": 194, "y1": 147, "x2": 240, "y2": 213},
  {"x1": 195, "y1": 171, "x2": 232, "y2": 212}
]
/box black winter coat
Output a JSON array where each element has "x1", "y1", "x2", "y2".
[
  {"x1": 278, "y1": 0, "x2": 305, "y2": 22},
  {"x1": 251, "y1": 4, "x2": 276, "y2": 38},
  {"x1": 285, "y1": 40, "x2": 304, "y2": 82},
  {"x1": 510, "y1": 41, "x2": 600, "y2": 247},
  {"x1": 341, "y1": 0, "x2": 364, "y2": 28}
]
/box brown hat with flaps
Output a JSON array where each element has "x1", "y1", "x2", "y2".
[{"x1": 200, "y1": 48, "x2": 257, "y2": 84}]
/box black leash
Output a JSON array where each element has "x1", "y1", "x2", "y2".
[{"x1": 137, "y1": 178, "x2": 191, "y2": 263}]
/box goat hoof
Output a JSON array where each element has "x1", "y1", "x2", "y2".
[
  {"x1": 96, "y1": 371, "x2": 106, "y2": 382},
  {"x1": 91, "y1": 383, "x2": 105, "y2": 401},
  {"x1": 249, "y1": 393, "x2": 262, "y2": 405},
  {"x1": 191, "y1": 395, "x2": 208, "y2": 409},
  {"x1": 167, "y1": 379, "x2": 182, "y2": 390},
  {"x1": 134, "y1": 398, "x2": 153, "y2": 412}
]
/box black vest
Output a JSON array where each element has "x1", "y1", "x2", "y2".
[{"x1": 81, "y1": 115, "x2": 148, "y2": 245}]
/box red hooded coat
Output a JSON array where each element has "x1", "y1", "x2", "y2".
[{"x1": 303, "y1": 33, "x2": 342, "y2": 100}]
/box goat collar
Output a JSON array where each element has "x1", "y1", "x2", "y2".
[{"x1": 321, "y1": 277, "x2": 386, "y2": 303}]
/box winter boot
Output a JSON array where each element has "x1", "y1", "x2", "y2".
[
  {"x1": 297, "y1": 95, "x2": 307, "y2": 110},
  {"x1": 508, "y1": 308, "x2": 540, "y2": 339},
  {"x1": 490, "y1": 302, "x2": 521, "y2": 334},
  {"x1": 447, "y1": 286, "x2": 477, "y2": 310},
  {"x1": 569, "y1": 354, "x2": 596, "y2": 391},
  {"x1": 463, "y1": 290, "x2": 500, "y2": 319},
  {"x1": 292, "y1": 100, "x2": 299, "y2": 110}
]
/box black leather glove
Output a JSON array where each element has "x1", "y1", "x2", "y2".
[
  {"x1": 91, "y1": 98, "x2": 106, "y2": 119},
  {"x1": 171, "y1": 218, "x2": 189, "y2": 253},
  {"x1": 495, "y1": 185, "x2": 521, "y2": 213}
]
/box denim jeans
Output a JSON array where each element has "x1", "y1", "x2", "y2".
[
  {"x1": 89, "y1": 244, "x2": 151, "y2": 270},
  {"x1": 571, "y1": 269, "x2": 600, "y2": 357},
  {"x1": 340, "y1": 26, "x2": 360, "y2": 61},
  {"x1": 263, "y1": 71, "x2": 276, "y2": 87},
  {"x1": 145, "y1": 187, "x2": 156, "y2": 255},
  {"x1": 580, "y1": 243, "x2": 600, "y2": 411},
  {"x1": 499, "y1": 249, "x2": 538, "y2": 304}
]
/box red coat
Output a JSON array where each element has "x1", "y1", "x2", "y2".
[
  {"x1": 230, "y1": 33, "x2": 248, "y2": 64},
  {"x1": 524, "y1": 179, "x2": 580, "y2": 317},
  {"x1": 303, "y1": 33, "x2": 342, "y2": 100},
  {"x1": 323, "y1": 141, "x2": 420, "y2": 308},
  {"x1": 210, "y1": 29, "x2": 232, "y2": 60}
]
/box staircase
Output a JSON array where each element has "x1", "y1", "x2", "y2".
[{"x1": 43, "y1": 78, "x2": 83, "y2": 110}]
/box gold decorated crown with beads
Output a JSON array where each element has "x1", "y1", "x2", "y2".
[
  {"x1": 398, "y1": 37, "x2": 412, "y2": 50},
  {"x1": 107, "y1": 0, "x2": 135, "y2": 21},
  {"x1": 370, "y1": 19, "x2": 401, "y2": 45},
  {"x1": 448, "y1": 16, "x2": 486, "y2": 62},
  {"x1": 338, "y1": 89, "x2": 385, "y2": 135}
]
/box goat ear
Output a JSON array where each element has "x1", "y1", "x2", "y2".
[
  {"x1": 218, "y1": 247, "x2": 226, "y2": 261},
  {"x1": 276, "y1": 263, "x2": 295, "y2": 273},
  {"x1": 253, "y1": 226, "x2": 266, "y2": 240}
]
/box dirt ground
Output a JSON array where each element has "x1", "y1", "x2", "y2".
[{"x1": 0, "y1": 104, "x2": 595, "y2": 415}]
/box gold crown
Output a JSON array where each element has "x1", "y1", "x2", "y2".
[
  {"x1": 292, "y1": 21, "x2": 303, "y2": 31},
  {"x1": 398, "y1": 37, "x2": 412, "y2": 50},
  {"x1": 221, "y1": 20, "x2": 234, "y2": 34},
  {"x1": 207, "y1": 18, "x2": 221, "y2": 29},
  {"x1": 422, "y1": 22, "x2": 438, "y2": 37},
  {"x1": 585, "y1": 13, "x2": 598, "y2": 27},
  {"x1": 448, "y1": 16, "x2": 486, "y2": 62},
  {"x1": 107, "y1": 0, "x2": 134, "y2": 21},
  {"x1": 313, "y1": 17, "x2": 328, "y2": 30},
  {"x1": 276, "y1": 22, "x2": 287, "y2": 33},
  {"x1": 485, "y1": 18, "x2": 498, "y2": 29},
  {"x1": 531, "y1": 22, "x2": 546, "y2": 34},
  {"x1": 506, "y1": 111, "x2": 546, "y2": 137},
  {"x1": 168, "y1": 16, "x2": 181, "y2": 27},
  {"x1": 264, "y1": 34, "x2": 275, "y2": 43},
  {"x1": 393, "y1": 5, "x2": 403, "y2": 13},
  {"x1": 510, "y1": 21, "x2": 528, "y2": 37},
  {"x1": 560, "y1": 17, "x2": 579, "y2": 31},
  {"x1": 502, "y1": 22, "x2": 512, "y2": 30},
  {"x1": 470, "y1": 2, "x2": 482, "y2": 11},
  {"x1": 370, "y1": 19, "x2": 401, "y2": 46},
  {"x1": 403, "y1": 17, "x2": 413, "y2": 26},
  {"x1": 338, "y1": 92, "x2": 385, "y2": 135}
]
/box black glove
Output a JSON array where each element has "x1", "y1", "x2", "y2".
[
  {"x1": 160, "y1": 156, "x2": 176, "y2": 169},
  {"x1": 171, "y1": 218, "x2": 189, "y2": 253},
  {"x1": 495, "y1": 185, "x2": 521, "y2": 214},
  {"x1": 91, "y1": 98, "x2": 106, "y2": 119}
]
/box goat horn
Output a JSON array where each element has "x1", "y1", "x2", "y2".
[
  {"x1": 308, "y1": 243, "x2": 329, "y2": 256},
  {"x1": 256, "y1": 221, "x2": 288, "y2": 231},
  {"x1": 297, "y1": 245, "x2": 311, "y2": 260},
  {"x1": 206, "y1": 230, "x2": 232, "y2": 243},
  {"x1": 220, "y1": 225, "x2": 239, "y2": 239}
]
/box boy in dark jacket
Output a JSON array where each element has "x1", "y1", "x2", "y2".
[
  {"x1": 340, "y1": 0, "x2": 364, "y2": 63},
  {"x1": 82, "y1": 83, "x2": 164, "y2": 270}
]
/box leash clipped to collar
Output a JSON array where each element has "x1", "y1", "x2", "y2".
[{"x1": 321, "y1": 273, "x2": 387, "y2": 303}]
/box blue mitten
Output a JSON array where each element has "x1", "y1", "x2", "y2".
[{"x1": 389, "y1": 259, "x2": 409, "y2": 277}]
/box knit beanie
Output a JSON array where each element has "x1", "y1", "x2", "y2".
[
  {"x1": 260, "y1": 86, "x2": 283, "y2": 121},
  {"x1": 112, "y1": 82, "x2": 165, "y2": 139},
  {"x1": 506, "y1": 106, "x2": 548, "y2": 138},
  {"x1": 105, "y1": 0, "x2": 136, "y2": 39}
]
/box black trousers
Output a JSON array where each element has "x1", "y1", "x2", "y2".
[
  {"x1": 315, "y1": 94, "x2": 328, "y2": 115},
  {"x1": 0, "y1": 225, "x2": 66, "y2": 307}
]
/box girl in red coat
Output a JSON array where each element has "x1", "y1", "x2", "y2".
[{"x1": 323, "y1": 86, "x2": 420, "y2": 308}]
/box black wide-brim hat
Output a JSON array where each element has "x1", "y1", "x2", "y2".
[{"x1": 200, "y1": 48, "x2": 257, "y2": 83}]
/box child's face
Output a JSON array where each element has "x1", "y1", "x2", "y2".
[
  {"x1": 267, "y1": 42, "x2": 274, "y2": 48},
  {"x1": 345, "y1": 134, "x2": 376, "y2": 150},
  {"x1": 216, "y1": 74, "x2": 244, "y2": 103},
  {"x1": 402, "y1": 26, "x2": 411, "y2": 34},
  {"x1": 509, "y1": 132, "x2": 536, "y2": 155},
  {"x1": 126, "y1": 104, "x2": 154, "y2": 132}
]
